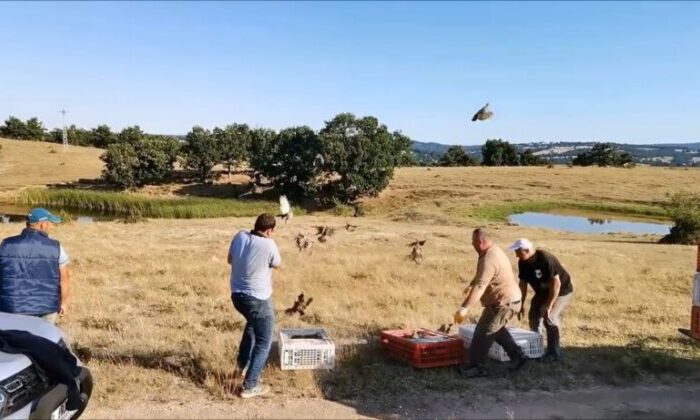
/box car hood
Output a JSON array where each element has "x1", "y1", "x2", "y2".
[
  {"x1": 1, "y1": 312, "x2": 66, "y2": 375},
  {"x1": 0, "y1": 351, "x2": 33, "y2": 375}
]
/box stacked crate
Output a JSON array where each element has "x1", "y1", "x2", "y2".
[{"x1": 380, "y1": 328, "x2": 464, "y2": 368}]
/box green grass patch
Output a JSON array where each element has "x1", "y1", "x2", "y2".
[
  {"x1": 472, "y1": 200, "x2": 668, "y2": 222},
  {"x1": 16, "y1": 188, "x2": 301, "y2": 219}
]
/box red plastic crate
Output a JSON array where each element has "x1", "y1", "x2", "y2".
[
  {"x1": 692, "y1": 305, "x2": 700, "y2": 340},
  {"x1": 380, "y1": 328, "x2": 465, "y2": 368}
]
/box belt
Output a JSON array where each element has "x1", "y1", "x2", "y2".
[{"x1": 490, "y1": 300, "x2": 520, "y2": 308}]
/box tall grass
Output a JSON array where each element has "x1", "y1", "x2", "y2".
[{"x1": 16, "y1": 188, "x2": 294, "y2": 219}]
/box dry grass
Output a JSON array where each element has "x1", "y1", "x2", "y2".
[
  {"x1": 2, "y1": 140, "x2": 700, "y2": 410},
  {"x1": 363, "y1": 166, "x2": 700, "y2": 223},
  {"x1": 2, "y1": 216, "x2": 698, "y2": 408},
  {"x1": 0, "y1": 138, "x2": 104, "y2": 196}
]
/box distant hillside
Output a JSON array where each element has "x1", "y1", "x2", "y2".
[{"x1": 411, "y1": 140, "x2": 700, "y2": 166}]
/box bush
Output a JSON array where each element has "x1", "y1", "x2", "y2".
[
  {"x1": 438, "y1": 146, "x2": 478, "y2": 167},
  {"x1": 661, "y1": 192, "x2": 700, "y2": 244},
  {"x1": 215, "y1": 124, "x2": 250, "y2": 180},
  {"x1": 573, "y1": 143, "x2": 634, "y2": 167}
]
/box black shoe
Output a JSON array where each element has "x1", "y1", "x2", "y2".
[
  {"x1": 459, "y1": 364, "x2": 488, "y2": 378},
  {"x1": 541, "y1": 352, "x2": 561, "y2": 364},
  {"x1": 509, "y1": 356, "x2": 530, "y2": 372}
]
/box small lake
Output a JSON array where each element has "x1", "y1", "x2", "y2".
[
  {"x1": 0, "y1": 204, "x2": 118, "y2": 224},
  {"x1": 509, "y1": 212, "x2": 671, "y2": 235}
]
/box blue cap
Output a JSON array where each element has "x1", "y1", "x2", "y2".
[{"x1": 27, "y1": 208, "x2": 62, "y2": 224}]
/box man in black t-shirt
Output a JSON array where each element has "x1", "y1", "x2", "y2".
[{"x1": 509, "y1": 238, "x2": 574, "y2": 362}]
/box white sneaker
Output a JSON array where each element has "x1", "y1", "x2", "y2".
[{"x1": 239, "y1": 384, "x2": 270, "y2": 399}]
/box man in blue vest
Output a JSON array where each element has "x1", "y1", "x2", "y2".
[{"x1": 0, "y1": 208, "x2": 71, "y2": 323}]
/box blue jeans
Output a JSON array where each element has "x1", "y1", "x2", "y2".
[{"x1": 231, "y1": 293, "x2": 275, "y2": 389}]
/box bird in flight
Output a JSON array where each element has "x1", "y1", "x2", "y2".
[
  {"x1": 471, "y1": 103, "x2": 493, "y2": 122},
  {"x1": 279, "y1": 195, "x2": 293, "y2": 224}
]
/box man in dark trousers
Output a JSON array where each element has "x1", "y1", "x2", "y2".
[
  {"x1": 454, "y1": 228, "x2": 529, "y2": 377},
  {"x1": 510, "y1": 238, "x2": 574, "y2": 362},
  {"x1": 228, "y1": 213, "x2": 282, "y2": 398},
  {"x1": 0, "y1": 208, "x2": 71, "y2": 323}
]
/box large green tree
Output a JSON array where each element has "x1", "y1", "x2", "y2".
[
  {"x1": 183, "y1": 126, "x2": 220, "y2": 183},
  {"x1": 215, "y1": 123, "x2": 250, "y2": 181},
  {"x1": 269, "y1": 126, "x2": 324, "y2": 196},
  {"x1": 101, "y1": 127, "x2": 179, "y2": 187},
  {"x1": 320, "y1": 113, "x2": 408, "y2": 201},
  {"x1": 481, "y1": 139, "x2": 519, "y2": 166}
]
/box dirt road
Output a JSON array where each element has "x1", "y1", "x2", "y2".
[{"x1": 85, "y1": 382, "x2": 700, "y2": 419}]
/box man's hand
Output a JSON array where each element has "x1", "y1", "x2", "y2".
[{"x1": 453, "y1": 307, "x2": 469, "y2": 324}]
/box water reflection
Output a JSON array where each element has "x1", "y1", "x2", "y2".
[{"x1": 510, "y1": 212, "x2": 671, "y2": 235}]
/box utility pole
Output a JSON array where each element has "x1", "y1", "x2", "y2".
[{"x1": 61, "y1": 109, "x2": 68, "y2": 149}]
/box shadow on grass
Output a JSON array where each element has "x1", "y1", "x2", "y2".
[{"x1": 309, "y1": 336, "x2": 700, "y2": 418}]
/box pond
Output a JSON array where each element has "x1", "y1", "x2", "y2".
[
  {"x1": 509, "y1": 212, "x2": 671, "y2": 235},
  {"x1": 0, "y1": 203, "x2": 118, "y2": 224}
]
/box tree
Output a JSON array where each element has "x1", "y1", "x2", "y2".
[
  {"x1": 1, "y1": 116, "x2": 47, "y2": 140},
  {"x1": 481, "y1": 139, "x2": 519, "y2": 166},
  {"x1": 183, "y1": 126, "x2": 220, "y2": 183},
  {"x1": 268, "y1": 126, "x2": 324, "y2": 196},
  {"x1": 248, "y1": 127, "x2": 279, "y2": 182},
  {"x1": 573, "y1": 143, "x2": 634, "y2": 167},
  {"x1": 661, "y1": 192, "x2": 700, "y2": 244},
  {"x1": 519, "y1": 149, "x2": 547, "y2": 166},
  {"x1": 101, "y1": 143, "x2": 139, "y2": 188},
  {"x1": 391, "y1": 131, "x2": 415, "y2": 167},
  {"x1": 320, "y1": 113, "x2": 405, "y2": 201},
  {"x1": 0, "y1": 116, "x2": 26, "y2": 139},
  {"x1": 215, "y1": 123, "x2": 250, "y2": 181},
  {"x1": 91, "y1": 125, "x2": 117, "y2": 148},
  {"x1": 25, "y1": 118, "x2": 47, "y2": 140},
  {"x1": 101, "y1": 127, "x2": 179, "y2": 187},
  {"x1": 439, "y1": 146, "x2": 478, "y2": 167}
]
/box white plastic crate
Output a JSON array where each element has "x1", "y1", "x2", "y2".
[
  {"x1": 279, "y1": 328, "x2": 335, "y2": 370},
  {"x1": 693, "y1": 273, "x2": 700, "y2": 306},
  {"x1": 458, "y1": 324, "x2": 544, "y2": 362}
]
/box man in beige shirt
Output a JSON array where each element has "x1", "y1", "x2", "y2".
[{"x1": 453, "y1": 228, "x2": 529, "y2": 377}]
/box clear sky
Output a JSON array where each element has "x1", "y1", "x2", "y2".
[{"x1": 1, "y1": 1, "x2": 698, "y2": 145}]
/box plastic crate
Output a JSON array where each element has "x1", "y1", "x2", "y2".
[
  {"x1": 458, "y1": 324, "x2": 544, "y2": 362},
  {"x1": 381, "y1": 328, "x2": 464, "y2": 368},
  {"x1": 279, "y1": 328, "x2": 335, "y2": 370},
  {"x1": 693, "y1": 273, "x2": 700, "y2": 306},
  {"x1": 692, "y1": 306, "x2": 700, "y2": 340}
]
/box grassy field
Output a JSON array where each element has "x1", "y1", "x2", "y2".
[
  {"x1": 2, "y1": 138, "x2": 700, "y2": 410},
  {"x1": 0, "y1": 138, "x2": 104, "y2": 195}
]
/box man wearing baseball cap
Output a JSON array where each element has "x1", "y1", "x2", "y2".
[
  {"x1": 510, "y1": 238, "x2": 574, "y2": 362},
  {"x1": 0, "y1": 208, "x2": 71, "y2": 323}
]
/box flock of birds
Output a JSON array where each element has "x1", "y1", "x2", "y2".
[{"x1": 277, "y1": 195, "x2": 431, "y2": 319}]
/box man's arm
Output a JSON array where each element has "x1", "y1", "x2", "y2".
[
  {"x1": 59, "y1": 264, "x2": 70, "y2": 315},
  {"x1": 454, "y1": 259, "x2": 494, "y2": 323},
  {"x1": 543, "y1": 274, "x2": 561, "y2": 317},
  {"x1": 270, "y1": 242, "x2": 282, "y2": 269}
]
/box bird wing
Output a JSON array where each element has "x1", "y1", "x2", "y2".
[{"x1": 279, "y1": 195, "x2": 291, "y2": 215}]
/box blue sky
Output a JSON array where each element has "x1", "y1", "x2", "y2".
[{"x1": 1, "y1": 1, "x2": 698, "y2": 145}]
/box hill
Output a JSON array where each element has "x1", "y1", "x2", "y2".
[
  {"x1": 0, "y1": 137, "x2": 104, "y2": 195},
  {"x1": 412, "y1": 140, "x2": 700, "y2": 166}
]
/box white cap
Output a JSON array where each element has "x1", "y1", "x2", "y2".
[{"x1": 509, "y1": 238, "x2": 534, "y2": 251}]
